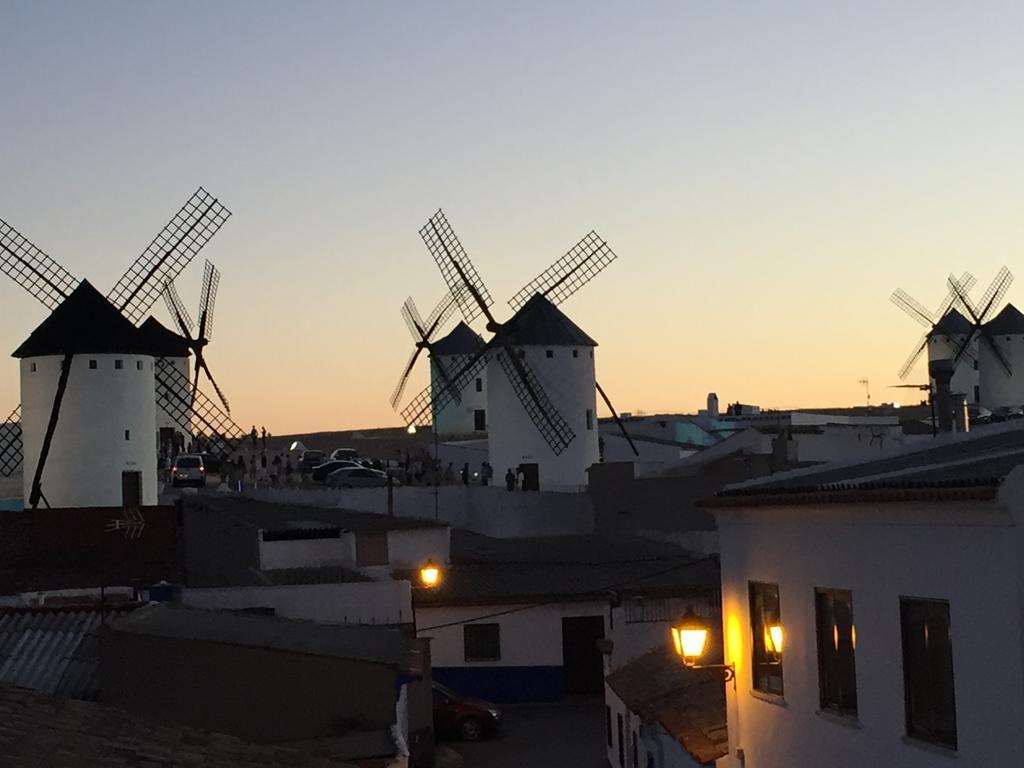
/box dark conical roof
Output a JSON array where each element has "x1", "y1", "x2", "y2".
[
  {"x1": 432, "y1": 321, "x2": 485, "y2": 356},
  {"x1": 138, "y1": 317, "x2": 191, "y2": 358},
  {"x1": 982, "y1": 303, "x2": 1024, "y2": 335},
  {"x1": 13, "y1": 281, "x2": 155, "y2": 358},
  {"x1": 928, "y1": 308, "x2": 972, "y2": 337},
  {"x1": 502, "y1": 293, "x2": 597, "y2": 347}
]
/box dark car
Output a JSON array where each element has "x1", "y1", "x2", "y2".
[
  {"x1": 196, "y1": 452, "x2": 222, "y2": 475},
  {"x1": 311, "y1": 459, "x2": 362, "y2": 483},
  {"x1": 432, "y1": 682, "x2": 501, "y2": 742},
  {"x1": 299, "y1": 450, "x2": 326, "y2": 472}
]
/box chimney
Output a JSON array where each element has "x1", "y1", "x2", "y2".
[
  {"x1": 707, "y1": 392, "x2": 719, "y2": 418},
  {"x1": 929, "y1": 359, "x2": 955, "y2": 433}
]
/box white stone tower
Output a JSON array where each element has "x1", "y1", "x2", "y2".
[
  {"x1": 979, "y1": 303, "x2": 1024, "y2": 409},
  {"x1": 927, "y1": 308, "x2": 979, "y2": 404},
  {"x1": 487, "y1": 295, "x2": 599, "y2": 491},
  {"x1": 431, "y1": 321, "x2": 487, "y2": 437},
  {"x1": 15, "y1": 282, "x2": 158, "y2": 509}
]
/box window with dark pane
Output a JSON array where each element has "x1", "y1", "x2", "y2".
[
  {"x1": 900, "y1": 598, "x2": 957, "y2": 749},
  {"x1": 815, "y1": 588, "x2": 858, "y2": 714},
  {"x1": 464, "y1": 623, "x2": 501, "y2": 662},
  {"x1": 749, "y1": 581, "x2": 784, "y2": 695},
  {"x1": 605, "y1": 705, "x2": 612, "y2": 747},
  {"x1": 617, "y1": 713, "x2": 624, "y2": 767}
]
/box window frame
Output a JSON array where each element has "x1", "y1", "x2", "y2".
[
  {"x1": 900, "y1": 597, "x2": 957, "y2": 750},
  {"x1": 814, "y1": 587, "x2": 858, "y2": 716},
  {"x1": 463, "y1": 623, "x2": 501, "y2": 663},
  {"x1": 749, "y1": 581, "x2": 784, "y2": 696}
]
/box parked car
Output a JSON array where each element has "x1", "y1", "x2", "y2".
[
  {"x1": 171, "y1": 454, "x2": 206, "y2": 488},
  {"x1": 311, "y1": 460, "x2": 363, "y2": 483},
  {"x1": 432, "y1": 682, "x2": 501, "y2": 741},
  {"x1": 196, "y1": 452, "x2": 222, "y2": 475},
  {"x1": 299, "y1": 450, "x2": 326, "y2": 472},
  {"x1": 325, "y1": 466, "x2": 399, "y2": 489},
  {"x1": 330, "y1": 448, "x2": 361, "y2": 463}
]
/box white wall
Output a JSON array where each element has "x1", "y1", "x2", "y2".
[
  {"x1": 979, "y1": 333, "x2": 1024, "y2": 409},
  {"x1": 20, "y1": 354, "x2": 158, "y2": 508},
  {"x1": 487, "y1": 345, "x2": 599, "y2": 491},
  {"x1": 791, "y1": 424, "x2": 907, "y2": 464},
  {"x1": 180, "y1": 581, "x2": 413, "y2": 625},
  {"x1": 245, "y1": 485, "x2": 595, "y2": 538},
  {"x1": 433, "y1": 354, "x2": 487, "y2": 437},
  {"x1": 608, "y1": 596, "x2": 720, "y2": 674},
  {"x1": 605, "y1": 686, "x2": 703, "y2": 768},
  {"x1": 256, "y1": 526, "x2": 449, "y2": 573},
  {"x1": 388, "y1": 527, "x2": 450, "y2": 568},
  {"x1": 714, "y1": 496, "x2": 1024, "y2": 768},
  {"x1": 417, "y1": 601, "x2": 607, "y2": 668},
  {"x1": 928, "y1": 335, "x2": 978, "y2": 404}
]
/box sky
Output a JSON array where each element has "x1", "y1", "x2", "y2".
[{"x1": 2, "y1": 1, "x2": 1023, "y2": 434}]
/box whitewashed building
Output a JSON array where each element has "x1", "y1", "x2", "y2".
[
  {"x1": 488, "y1": 294, "x2": 600, "y2": 492},
  {"x1": 707, "y1": 422, "x2": 1024, "y2": 767},
  {"x1": 927, "y1": 308, "x2": 978, "y2": 403},
  {"x1": 431, "y1": 321, "x2": 487, "y2": 437},
  {"x1": 15, "y1": 282, "x2": 158, "y2": 509}
]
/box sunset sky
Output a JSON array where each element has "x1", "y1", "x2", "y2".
[{"x1": 2, "y1": 1, "x2": 1023, "y2": 434}]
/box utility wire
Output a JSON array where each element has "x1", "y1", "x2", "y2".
[{"x1": 416, "y1": 554, "x2": 717, "y2": 632}]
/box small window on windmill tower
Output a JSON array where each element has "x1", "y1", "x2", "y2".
[
  {"x1": 29, "y1": 363, "x2": 36, "y2": 373},
  {"x1": 586, "y1": 409, "x2": 594, "y2": 430},
  {"x1": 124, "y1": 430, "x2": 130, "y2": 441},
  {"x1": 573, "y1": 350, "x2": 579, "y2": 358},
  {"x1": 89, "y1": 359, "x2": 97, "y2": 370},
  {"x1": 115, "y1": 359, "x2": 123, "y2": 370},
  {"x1": 546, "y1": 350, "x2": 554, "y2": 358},
  {"x1": 475, "y1": 377, "x2": 483, "y2": 393},
  {"x1": 136, "y1": 360, "x2": 143, "y2": 371}
]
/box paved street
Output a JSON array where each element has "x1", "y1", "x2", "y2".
[{"x1": 446, "y1": 701, "x2": 606, "y2": 768}]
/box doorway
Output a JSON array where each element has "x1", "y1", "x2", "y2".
[
  {"x1": 561, "y1": 615, "x2": 605, "y2": 696},
  {"x1": 519, "y1": 462, "x2": 539, "y2": 491},
  {"x1": 473, "y1": 409, "x2": 486, "y2": 431},
  {"x1": 121, "y1": 471, "x2": 142, "y2": 509}
]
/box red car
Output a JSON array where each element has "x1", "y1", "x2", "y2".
[{"x1": 432, "y1": 682, "x2": 502, "y2": 741}]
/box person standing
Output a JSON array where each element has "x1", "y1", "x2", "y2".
[
  {"x1": 271, "y1": 454, "x2": 281, "y2": 484},
  {"x1": 284, "y1": 456, "x2": 294, "y2": 484},
  {"x1": 250, "y1": 426, "x2": 258, "y2": 449},
  {"x1": 460, "y1": 462, "x2": 469, "y2": 485},
  {"x1": 505, "y1": 468, "x2": 516, "y2": 492},
  {"x1": 443, "y1": 462, "x2": 455, "y2": 485},
  {"x1": 248, "y1": 455, "x2": 257, "y2": 487}
]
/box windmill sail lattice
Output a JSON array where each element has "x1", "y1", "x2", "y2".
[
  {"x1": 508, "y1": 231, "x2": 617, "y2": 312},
  {"x1": 892, "y1": 272, "x2": 977, "y2": 380},
  {"x1": 0, "y1": 406, "x2": 23, "y2": 478},
  {"x1": 0, "y1": 218, "x2": 79, "y2": 310},
  {"x1": 155, "y1": 357, "x2": 244, "y2": 459}
]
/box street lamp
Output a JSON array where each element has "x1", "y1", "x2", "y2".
[
  {"x1": 670, "y1": 609, "x2": 737, "y2": 687},
  {"x1": 418, "y1": 559, "x2": 441, "y2": 589},
  {"x1": 407, "y1": 425, "x2": 417, "y2": 435}
]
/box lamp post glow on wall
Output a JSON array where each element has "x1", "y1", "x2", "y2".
[
  {"x1": 671, "y1": 609, "x2": 744, "y2": 688},
  {"x1": 418, "y1": 558, "x2": 441, "y2": 589}
]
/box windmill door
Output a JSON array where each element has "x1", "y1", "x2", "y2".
[
  {"x1": 121, "y1": 471, "x2": 142, "y2": 509},
  {"x1": 520, "y1": 463, "x2": 539, "y2": 491}
]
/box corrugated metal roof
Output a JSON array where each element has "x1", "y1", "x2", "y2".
[{"x1": 0, "y1": 605, "x2": 138, "y2": 700}]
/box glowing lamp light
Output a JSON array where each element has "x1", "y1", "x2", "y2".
[
  {"x1": 768, "y1": 624, "x2": 784, "y2": 654},
  {"x1": 289, "y1": 441, "x2": 300, "y2": 451},
  {"x1": 670, "y1": 610, "x2": 710, "y2": 665},
  {"x1": 418, "y1": 559, "x2": 441, "y2": 588},
  {"x1": 407, "y1": 425, "x2": 417, "y2": 435}
]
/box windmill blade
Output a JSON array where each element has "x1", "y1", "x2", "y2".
[
  {"x1": 897, "y1": 333, "x2": 930, "y2": 380},
  {"x1": 197, "y1": 356, "x2": 231, "y2": 414},
  {"x1": 509, "y1": 231, "x2": 618, "y2": 312},
  {"x1": 0, "y1": 405, "x2": 23, "y2": 478},
  {"x1": 595, "y1": 381, "x2": 638, "y2": 457},
  {"x1": 889, "y1": 384, "x2": 931, "y2": 390},
  {"x1": 29, "y1": 352, "x2": 73, "y2": 509},
  {"x1": 155, "y1": 357, "x2": 244, "y2": 460},
  {"x1": 198, "y1": 260, "x2": 221, "y2": 342},
  {"x1": 890, "y1": 289, "x2": 939, "y2": 328},
  {"x1": 108, "y1": 188, "x2": 231, "y2": 325},
  {"x1": 947, "y1": 273, "x2": 982, "y2": 324},
  {"x1": 390, "y1": 347, "x2": 426, "y2": 409},
  {"x1": 162, "y1": 279, "x2": 195, "y2": 336},
  {"x1": 0, "y1": 217, "x2": 79, "y2": 310},
  {"x1": 496, "y1": 347, "x2": 575, "y2": 455},
  {"x1": 401, "y1": 297, "x2": 427, "y2": 342},
  {"x1": 401, "y1": 347, "x2": 490, "y2": 427},
  {"x1": 420, "y1": 209, "x2": 494, "y2": 325},
  {"x1": 976, "y1": 266, "x2": 1013, "y2": 324},
  {"x1": 423, "y1": 288, "x2": 465, "y2": 342}
]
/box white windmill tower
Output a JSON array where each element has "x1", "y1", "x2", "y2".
[
  {"x1": 400, "y1": 210, "x2": 638, "y2": 491},
  {"x1": 946, "y1": 268, "x2": 1024, "y2": 410},
  {"x1": 389, "y1": 291, "x2": 486, "y2": 437},
  {"x1": 0, "y1": 188, "x2": 243, "y2": 509},
  {"x1": 892, "y1": 273, "x2": 980, "y2": 402}
]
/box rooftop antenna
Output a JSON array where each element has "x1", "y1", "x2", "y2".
[{"x1": 858, "y1": 378, "x2": 870, "y2": 407}]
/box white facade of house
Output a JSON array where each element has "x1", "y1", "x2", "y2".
[
  {"x1": 605, "y1": 686, "x2": 704, "y2": 768},
  {"x1": 928, "y1": 334, "x2": 978, "y2": 403},
  {"x1": 487, "y1": 345, "x2": 599, "y2": 492},
  {"x1": 712, "y1": 475, "x2": 1024, "y2": 767},
  {"x1": 20, "y1": 353, "x2": 158, "y2": 508}
]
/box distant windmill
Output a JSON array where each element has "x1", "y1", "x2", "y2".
[
  {"x1": 891, "y1": 272, "x2": 978, "y2": 381},
  {"x1": 162, "y1": 259, "x2": 231, "y2": 413},
  {"x1": 0, "y1": 189, "x2": 245, "y2": 508},
  {"x1": 398, "y1": 210, "x2": 637, "y2": 488}
]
